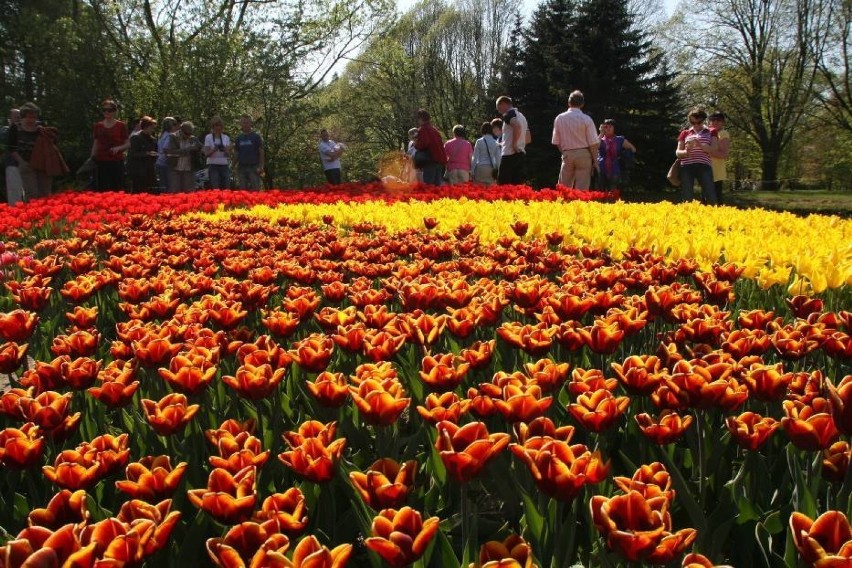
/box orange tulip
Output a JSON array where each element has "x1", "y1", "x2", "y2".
[
  {"x1": 350, "y1": 458, "x2": 417, "y2": 510},
  {"x1": 289, "y1": 333, "x2": 335, "y2": 373},
  {"x1": 742, "y1": 363, "x2": 790, "y2": 402},
  {"x1": 419, "y1": 353, "x2": 470, "y2": 391},
  {"x1": 510, "y1": 436, "x2": 608, "y2": 501},
  {"x1": 222, "y1": 363, "x2": 287, "y2": 400},
  {"x1": 19, "y1": 390, "x2": 81, "y2": 440},
  {"x1": 613, "y1": 462, "x2": 674, "y2": 500},
  {"x1": 435, "y1": 420, "x2": 510, "y2": 483},
  {"x1": 58, "y1": 356, "x2": 101, "y2": 390},
  {"x1": 460, "y1": 339, "x2": 496, "y2": 370},
  {"x1": 399, "y1": 310, "x2": 447, "y2": 345},
  {"x1": 789, "y1": 510, "x2": 852, "y2": 568},
  {"x1": 590, "y1": 490, "x2": 696, "y2": 564},
  {"x1": 210, "y1": 432, "x2": 270, "y2": 473},
  {"x1": 493, "y1": 382, "x2": 553, "y2": 423},
  {"x1": 0, "y1": 387, "x2": 32, "y2": 420},
  {"x1": 416, "y1": 391, "x2": 471, "y2": 424},
  {"x1": 187, "y1": 466, "x2": 258, "y2": 524},
  {"x1": 278, "y1": 437, "x2": 346, "y2": 483},
  {"x1": 725, "y1": 412, "x2": 779, "y2": 451},
  {"x1": 115, "y1": 498, "x2": 182, "y2": 556},
  {"x1": 568, "y1": 389, "x2": 629, "y2": 432},
  {"x1": 497, "y1": 322, "x2": 556, "y2": 356},
  {"x1": 822, "y1": 441, "x2": 850, "y2": 483},
  {"x1": 0, "y1": 422, "x2": 44, "y2": 468},
  {"x1": 610, "y1": 354, "x2": 662, "y2": 395},
  {"x1": 65, "y1": 305, "x2": 99, "y2": 328},
  {"x1": 206, "y1": 521, "x2": 291, "y2": 567},
  {"x1": 332, "y1": 322, "x2": 369, "y2": 353},
  {"x1": 88, "y1": 360, "x2": 140, "y2": 408},
  {"x1": 827, "y1": 375, "x2": 852, "y2": 436},
  {"x1": 141, "y1": 393, "x2": 200, "y2": 436},
  {"x1": 42, "y1": 449, "x2": 103, "y2": 490},
  {"x1": 365, "y1": 506, "x2": 440, "y2": 567},
  {"x1": 262, "y1": 308, "x2": 301, "y2": 339},
  {"x1": 306, "y1": 371, "x2": 350, "y2": 408},
  {"x1": 2, "y1": 524, "x2": 96, "y2": 567},
  {"x1": 132, "y1": 334, "x2": 183, "y2": 367},
  {"x1": 567, "y1": 367, "x2": 618, "y2": 397},
  {"x1": 282, "y1": 534, "x2": 353, "y2": 568},
  {"x1": 471, "y1": 534, "x2": 537, "y2": 568},
  {"x1": 51, "y1": 329, "x2": 100, "y2": 358},
  {"x1": 0, "y1": 309, "x2": 39, "y2": 342},
  {"x1": 362, "y1": 328, "x2": 407, "y2": 362},
  {"x1": 350, "y1": 377, "x2": 410, "y2": 426},
  {"x1": 116, "y1": 455, "x2": 188, "y2": 501},
  {"x1": 782, "y1": 398, "x2": 839, "y2": 451},
  {"x1": 523, "y1": 358, "x2": 570, "y2": 393},
  {"x1": 28, "y1": 489, "x2": 90, "y2": 529},
  {"x1": 253, "y1": 487, "x2": 308, "y2": 534},
  {"x1": 635, "y1": 410, "x2": 693, "y2": 445},
  {"x1": 0, "y1": 341, "x2": 27, "y2": 374},
  {"x1": 158, "y1": 352, "x2": 218, "y2": 395}
]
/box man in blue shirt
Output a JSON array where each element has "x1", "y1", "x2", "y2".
[{"x1": 234, "y1": 114, "x2": 264, "y2": 190}]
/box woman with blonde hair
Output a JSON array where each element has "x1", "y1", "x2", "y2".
[{"x1": 203, "y1": 115, "x2": 232, "y2": 189}]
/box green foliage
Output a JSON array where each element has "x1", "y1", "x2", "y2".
[{"x1": 513, "y1": 0, "x2": 681, "y2": 190}]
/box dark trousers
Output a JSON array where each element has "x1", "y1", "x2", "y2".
[
  {"x1": 130, "y1": 172, "x2": 156, "y2": 194},
  {"x1": 715, "y1": 180, "x2": 724, "y2": 204},
  {"x1": 497, "y1": 152, "x2": 525, "y2": 185},
  {"x1": 208, "y1": 164, "x2": 231, "y2": 189},
  {"x1": 95, "y1": 161, "x2": 125, "y2": 191},
  {"x1": 421, "y1": 163, "x2": 443, "y2": 186},
  {"x1": 324, "y1": 168, "x2": 342, "y2": 185}
]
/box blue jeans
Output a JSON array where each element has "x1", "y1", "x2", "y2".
[
  {"x1": 208, "y1": 164, "x2": 230, "y2": 189},
  {"x1": 679, "y1": 162, "x2": 717, "y2": 204},
  {"x1": 238, "y1": 165, "x2": 262, "y2": 190},
  {"x1": 421, "y1": 163, "x2": 443, "y2": 186}
]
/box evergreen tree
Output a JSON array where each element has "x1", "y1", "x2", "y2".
[{"x1": 512, "y1": 0, "x2": 680, "y2": 190}]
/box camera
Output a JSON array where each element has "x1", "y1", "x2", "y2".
[{"x1": 215, "y1": 143, "x2": 225, "y2": 151}]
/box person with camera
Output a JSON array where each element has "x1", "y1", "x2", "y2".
[
  {"x1": 166, "y1": 121, "x2": 202, "y2": 193},
  {"x1": 203, "y1": 116, "x2": 232, "y2": 189}
]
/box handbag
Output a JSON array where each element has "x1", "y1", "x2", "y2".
[
  {"x1": 413, "y1": 149, "x2": 431, "y2": 168},
  {"x1": 666, "y1": 159, "x2": 680, "y2": 187},
  {"x1": 484, "y1": 138, "x2": 497, "y2": 179}
]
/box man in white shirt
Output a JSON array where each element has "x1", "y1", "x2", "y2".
[
  {"x1": 496, "y1": 96, "x2": 528, "y2": 185},
  {"x1": 318, "y1": 128, "x2": 344, "y2": 185},
  {"x1": 551, "y1": 90, "x2": 599, "y2": 189}
]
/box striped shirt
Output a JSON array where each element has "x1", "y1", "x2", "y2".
[{"x1": 678, "y1": 127, "x2": 715, "y2": 166}]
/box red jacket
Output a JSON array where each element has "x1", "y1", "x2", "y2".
[{"x1": 414, "y1": 123, "x2": 447, "y2": 165}]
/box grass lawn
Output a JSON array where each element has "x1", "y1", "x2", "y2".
[{"x1": 622, "y1": 187, "x2": 852, "y2": 216}]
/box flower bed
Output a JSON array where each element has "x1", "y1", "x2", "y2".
[{"x1": 0, "y1": 187, "x2": 849, "y2": 567}]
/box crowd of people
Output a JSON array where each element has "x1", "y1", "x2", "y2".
[{"x1": 1, "y1": 93, "x2": 730, "y2": 206}]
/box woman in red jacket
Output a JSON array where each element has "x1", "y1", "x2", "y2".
[{"x1": 91, "y1": 99, "x2": 129, "y2": 191}]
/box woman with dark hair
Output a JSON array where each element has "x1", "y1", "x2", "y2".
[
  {"x1": 675, "y1": 107, "x2": 719, "y2": 204},
  {"x1": 6, "y1": 102, "x2": 65, "y2": 203},
  {"x1": 127, "y1": 116, "x2": 159, "y2": 193},
  {"x1": 597, "y1": 119, "x2": 636, "y2": 190},
  {"x1": 91, "y1": 99, "x2": 129, "y2": 191},
  {"x1": 472, "y1": 121, "x2": 500, "y2": 185}
]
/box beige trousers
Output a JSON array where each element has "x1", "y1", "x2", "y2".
[{"x1": 558, "y1": 148, "x2": 594, "y2": 190}]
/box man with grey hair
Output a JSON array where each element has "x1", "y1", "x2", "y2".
[
  {"x1": 166, "y1": 121, "x2": 201, "y2": 192},
  {"x1": 551, "y1": 90, "x2": 599, "y2": 189}
]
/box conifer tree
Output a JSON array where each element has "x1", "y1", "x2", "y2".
[{"x1": 511, "y1": 0, "x2": 680, "y2": 190}]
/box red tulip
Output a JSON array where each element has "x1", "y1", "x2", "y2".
[
  {"x1": 253, "y1": 487, "x2": 308, "y2": 534},
  {"x1": 416, "y1": 391, "x2": 471, "y2": 424},
  {"x1": 0, "y1": 341, "x2": 27, "y2": 374},
  {"x1": 222, "y1": 363, "x2": 287, "y2": 400},
  {"x1": 568, "y1": 389, "x2": 629, "y2": 432},
  {"x1": 782, "y1": 398, "x2": 839, "y2": 451},
  {"x1": 28, "y1": 489, "x2": 90, "y2": 529},
  {"x1": 0, "y1": 309, "x2": 39, "y2": 342},
  {"x1": 635, "y1": 410, "x2": 693, "y2": 445},
  {"x1": 827, "y1": 375, "x2": 852, "y2": 435}
]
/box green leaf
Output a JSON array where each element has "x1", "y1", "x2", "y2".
[{"x1": 521, "y1": 491, "x2": 545, "y2": 542}]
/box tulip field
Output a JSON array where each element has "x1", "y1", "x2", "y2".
[{"x1": 0, "y1": 182, "x2": 850, "y2": 568}]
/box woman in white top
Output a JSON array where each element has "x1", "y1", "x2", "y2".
[
  {"x1": 471, "y1": 121, "x2": 501, "y2": 185},
  {"x1": 203, "y1": 116, "x2": 232, "y2": 189}
]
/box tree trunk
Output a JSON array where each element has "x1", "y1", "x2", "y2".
[{"x1": 761, "y1": 147, "x2": 781, "y2": 191}]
